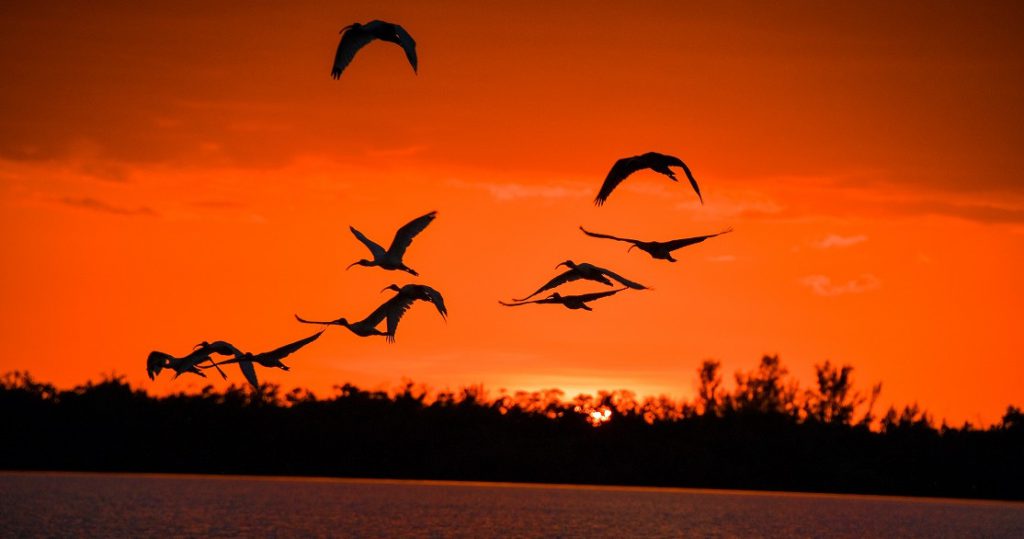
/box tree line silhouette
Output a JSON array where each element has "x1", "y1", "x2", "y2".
[{"x1": 2, "y1": 356, "x2": 1021, "y2": 500}]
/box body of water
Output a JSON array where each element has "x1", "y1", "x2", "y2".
[{"x1": 1, "y1": 472, "x2": 1022, "y2": 537}]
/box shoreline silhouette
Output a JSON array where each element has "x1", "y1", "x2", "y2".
[{"x1": 4, "y1": 355, "x2": 1021, "y2": 501}]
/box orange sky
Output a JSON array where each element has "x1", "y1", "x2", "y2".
[{"x1": 1, "y1": 1, "x2": 1022, "y2": 425}]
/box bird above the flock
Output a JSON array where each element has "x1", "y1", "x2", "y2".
[
  {"x1": 332, "y1": 20, "x2": 418, "y2": 78},
  {"x1": 500, "y1": 288, "x2": 628, "y2": 311},
  {"x1": 513, "y1": 261, "x2": 648, "y2": 301},
  {"x1": 347, "y1": 210, "x2": 436, "y2": 276},
  {"x1": 205, "y1": 331, "x2": 324, "y2": 389},
  {"x1": 580, "y1": 226, "x2": 733, "y2": 262},
  {"x1": 146, "y1": 340, "x2": 238, "y2": 381},
  {"x1": 594, "y1": 152, "x2": 703, "y2": 206}
]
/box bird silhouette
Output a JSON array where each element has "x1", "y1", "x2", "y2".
[
  {"x1": 513, "y1": 261, "x2": 648, "y2": 301},
  {"x1": 500, "y1": 288, "x2": 628, "y2": 311},
  {"x1": 146, "y1": 340, "x2": 237, "y2": 381},
  {"x1": 580, "y1": 225, "x2": 733, "y2": 262},
  {"x1": 294, "y1": 306, "x2": 390, "y2": 338},
  {"x1": 205, "y1": 331, "x2": 324, "y2": 389},
  {"x1": 595, "y1": 152, "x2": 702, "y2": 206},
  {"x1": 332, "y1": 20, "x2": 417, "y2": 78},
  {"x1": 379, "y1": 283, "x2": 448, "y2": 342},
  {"x1": 347, "y1": 211, "x2": 436, "y2": 276}
]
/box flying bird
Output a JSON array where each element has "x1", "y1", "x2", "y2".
[
  {"x1": 332, "y1": 20, "x2": 418, "y2": 78},
  {"x1": 347, "y1": 211, "x2": 436, "y2": 276},
  {"x1": 379, "y1": 283, "x2": 448, "y2": 342},
  {"x1": 146, "y1": 351, "x2": 210, "y2": 380},
  {"x1": 206, "y1": 331, "x2": 324, "y2": 389},
  {"x1": 499, "y1": 288, "x2": 628, "y2": 311},
  {"x1": 580, "y1": 225, "x2": 733, "y2": 262},
  {"x1": 595, "y1": 152, "x2": 702, "y2": 206},
  {"x1": 513, "y1": 261, "x2": 648, "y2": 301},
  {"x1": 294, "y1": 307, "x2": 390, "y2": 338}
]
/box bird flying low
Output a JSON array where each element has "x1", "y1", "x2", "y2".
[
  {"x1": 146, "y1": 340, "x2": 240, "y2": 381},
  {"x1": 332, "y1": 20, "x2": 418, "y2": 78},
  {"x1": 579, "y1": 225, "x2": 733, "y2": 262},
  {"x1": 595, "y1": 152, "x2": 702, "y2": 206},
  {"x1": 204, "y1": 331, "x2": 325, "y2": 389},
  {"x1": 500, "y1": 288, "x2": 629, "y2": 311},
  {"x1": 513, "y1": 260, "x2": 648, "y2": 301},
  {"x1": 347, "y1": 210, "x2": 437, "y2": 276}
]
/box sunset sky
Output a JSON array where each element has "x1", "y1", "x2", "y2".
[{"x1": 1, "y1": 1, "x2": 1022, "y2": 425}]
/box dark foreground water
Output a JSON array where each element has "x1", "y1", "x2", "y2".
[{"x1": 1, "y1": 472, "x2": 1022, "y2": 537}]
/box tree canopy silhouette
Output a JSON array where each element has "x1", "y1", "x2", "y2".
[{"x1": 1, "y1": 355, "x2": 1021, "y2": 501}]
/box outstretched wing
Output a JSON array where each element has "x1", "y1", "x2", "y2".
[
  {"x1": 393, "y1": 24, "x2": 418, "y2": 73},
  {"x1": 294, "y1": 314, "x2": 341, "y2": 325},
  {"x1": 579, "y1": 226, "x2": 641, "y2": 245},
  {"x1": 651, "y1": 153, "x2": 702, "y2": 205},
  {"x1": 387, "y1": 210, "x2": 436, "y2": 258},
  {"x1": 238, "y1": 360, "x2": 259, "y2": 389},
  {"x1": 332, "y1": 25, "x2": 377, "y2": 79},
  {"x1": 420, "y1": 285, "x2": 447, "y2": 319},
  {"x1": 573, "y1": 287, "x2": 628, "y2": 303},
  {"x1": 349, "y1": 226, "x2": 387, "y2": 259},
  {"x1": 256, "y1": 331, "x2": 325, "y2": 362},
  {"x1": 498, "y1": 299, "x2": 542, "y2": 307},
  {"x1": 662, "y1": 227, "x2": 733, "y2": 252},
  {"x1": 513, "y1": 269, "x2": 582, "y2": 301},
  {"x1": 146, "y1": 351, "x2": 173, "y2": 380},
  {"x1": 595, "y1": 266, "x2": 648, "y2": 290},
  {"x1": 595, "y1": 156, "x2": 646, "y2": 206},
  {"x1": 676, "y1": 160, "x2": 702, "y2": 204}
]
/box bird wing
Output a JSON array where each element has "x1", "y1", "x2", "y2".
[
  {"x1": 649, "y1": 152, "x2": 702, "y2": 204},
  {"x1": 198, "y1": 341, "x2": 244, "y2": 357},
  {"x1": 376, "y1": 293, "x2": 420, "y2": 342},
  {"x1": 677, "y1": 160, "x2": 702, "y2": 204},
  {"x1": 498, "y1": 299, "x2": 542, "y2": 307},
  {"x1": 420, "y1": 286, "x2": 448, "y2": 319},
  {"x1": 662, "y1": 227, "x2": 734, "y2": 252},
  {"x1": 513, "y1": 269, "x2": 583, "y2": 301},
  {"x1": 573, "y1": 287, "x2": 628, "y2": 303},
  {"x1": 146, "y1": 351, "x2": 173, "y2": 380},
  {"x1": 349, "y1": 226, "x2": 387, "y2": 259},
  {"x1": 594, "y1": 157, "x2": 646, "y2": 206},
  {"x1": 294, "y1": 314, "x2": 342, "y2": 325},
  {"x1": 238, "y1": 360, "x2": 259, "y2": 389},
  {"x1": 332, "y1": 26, "x2": 377, "y2": 79},
  {"x1": 579, "y1": 226, "x2": 641, "y2": 245},
  {"x1": 387, "y1": 210, "x2": 436, "y2": 258},
  {"x1": 595, "y1": 266, "x2": 648, "y2": 290},
  {"x1": 255, "y1": 331, "x2": 325, "y2": 362},
  {"x1": 393, "y1": 24, "x2": 418, "y2": 73}
]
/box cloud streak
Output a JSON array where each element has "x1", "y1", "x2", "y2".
[
  {"x1": 814, "y1": 234, "x2": 868, "y2": 249},
  {"x1": 60, "y1": 197, "x2": 157, "y2": 216},
  {"x1": 801, "y1": 274, "x2": 881, "y2": 296}
]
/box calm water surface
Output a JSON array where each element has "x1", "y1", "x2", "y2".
[{"x1": 1, "y1": 472, "x2": 1022, "y2": 537}]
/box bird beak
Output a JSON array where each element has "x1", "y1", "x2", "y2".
[
  {"x1": 345, "y1": 261, "x2": 359, "y2": 271},
  {"x1": 554, "y1": 262, "x2": 567, "y2": 269},
  {"x1": 627, "y1": 245, "x2": 636, "y2": 253}
]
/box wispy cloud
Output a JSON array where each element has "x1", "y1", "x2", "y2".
[
  {"x1": 60, "y1": 197, "x2": 157, "y2": 216},
  {"x1": 448, "y1": 178, "x2": 590, "y2": 201},
  {"x1": 801, "y1": 274, "x2": 881, "y2": 296},
  {"x1": 813, "y1": 234, "x2": 868, "y2": 249}
]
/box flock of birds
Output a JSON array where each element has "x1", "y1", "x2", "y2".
[{"x1": 146, "y1": 20, "x2": 732, "y2": 388}]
